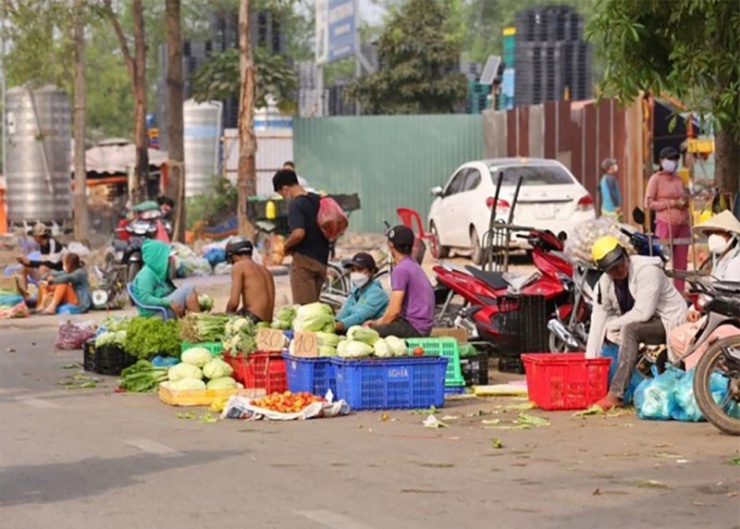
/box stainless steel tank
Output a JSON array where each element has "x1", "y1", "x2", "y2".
[
  {"x1": 4, "y1": 85, "x2": 72, "y2": 224},
  {"x1": 183, "y1": 99, "x2": 223, "y2": 197}
]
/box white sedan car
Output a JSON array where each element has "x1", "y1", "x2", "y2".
[{"x1": 428, "y1": 158, "x2": 596, "y2": 263}]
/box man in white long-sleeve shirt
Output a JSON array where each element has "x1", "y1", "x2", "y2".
[{"x1": 586, "y1": 235, "x2": 687, "y2": 410}]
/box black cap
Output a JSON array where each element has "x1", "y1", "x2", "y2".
[
  {"x1": 386, "y1": 225, "x2": 415, "y2": 248},
  {"x1": 659, "y1": 146, "x2": 680, "y2": 161},
  {"x1": 343, "y1": 252, "x2": 377, "y2": 271},
  {"x1": 226, "y1": 236, "x2": 253, "y2": 257}
]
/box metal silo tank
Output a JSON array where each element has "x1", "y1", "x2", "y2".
[
  {"x1": 4, "y1": 85, "x2": 72, "y2": 224},
  {"x1": 183, "y1": 99, "x2": 223, "y2": 197}
]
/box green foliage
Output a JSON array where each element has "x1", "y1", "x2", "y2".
[
  {"x1": 348, "y1": 0, "x2": 468, "y2": 115},
  {"x1": 587, "y1": 0, "x2": 740, "y2": 141},
  {"x1": 190, "y1": 47, "x2": 298, "y2": 113},
  {"x1": 185, "y1": 177, "x2": 238, "y2": 231},
  {"x1": 124, "y1": 317, "x2": 182, "y2": 360}
]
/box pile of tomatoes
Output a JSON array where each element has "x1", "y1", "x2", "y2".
[{"x1": 252, "y1": 391, "x2": 325, "y2": 413}]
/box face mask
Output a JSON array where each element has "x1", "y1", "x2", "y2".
[
  {"x1": 350, "y1": 272, "x2": 370, "y2": 289},
  {"x1": 612, "y1": 164, "x2": 618, "y2": 173},
  {"x1": 708, "y1": 234, "x2": 731, "y2": 255},
  {"x1": 661, "y1": 160, "x2": 678, "y2": 173}
]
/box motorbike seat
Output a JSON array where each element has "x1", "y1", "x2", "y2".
[{"x1": 465, "y1": 266, "x2": 508, "y2": 290}]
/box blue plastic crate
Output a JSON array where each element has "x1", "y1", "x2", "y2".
[
  {"x1": 282, "y1": 354, "x2": 336, "y2": 397},
  {"x1": 331, "y1": 357, "x2": 448, "y2": 410}
]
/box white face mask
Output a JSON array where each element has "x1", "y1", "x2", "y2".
[
  {"x1": 661, "y1": 160, "x2": 678, "y2": 173},
  {"x1": 708, "y1": 234, "x2": 732, "y2": 255},
  {"x1": 350, "y1": 272, "x2": 370, "y2": 289},
  {"x1": 612, "y1": 164, "x2": 618, "y2": 173}
]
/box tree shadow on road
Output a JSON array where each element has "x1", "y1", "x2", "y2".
[{"x1": 0, "y1": 449, "x2": 242, "y2": 507}]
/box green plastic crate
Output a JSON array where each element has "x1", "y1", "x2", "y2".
[
  {"x1": 181, "y1": 341, "x2": 224, "y2": 356},
  {"x1": 406, "y1": 337, "x2": 465, "y2": 387}
]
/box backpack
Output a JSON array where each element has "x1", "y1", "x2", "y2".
[{"x1": 316, "y1": 196, "x2": 349, "y2": 241}]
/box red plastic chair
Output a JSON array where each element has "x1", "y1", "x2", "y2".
[{"x1": 396, "y1": 207, "x2": 439, "y2": 258}]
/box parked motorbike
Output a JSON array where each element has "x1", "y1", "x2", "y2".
[
  {"x1": 685, "y1": 281, "x2": 740, "y2": 436},
  {"x1": 107, "y1": 209, "x2": 172, "y2": 284}
]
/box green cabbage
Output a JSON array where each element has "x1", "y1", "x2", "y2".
[
  {"x1": 168, "y1": 363, "x2": 204, "y2": 382},
  {"x1": 347, "y1": 326, "x2": 380, "y2": 346},
  {"x1": 293, "y1": 302, "x2": 336, "y2": 333},
  {"x1": 316, "y1": 332, "x2": 341, "y2": 348},
  {"x1": 202, "y1": 358, "x2": 233, "y2": 379},
  {"x1": 166, "y1": 379, "x2": 207, "y2": 391},
  {"x1": 373, "y1": 339, "x2": 393, "y2": 358},
  {"x1": 276, "y1": 306, "x2": 297, "y2": 323},
  {"x1": 181, "y1": 347, "x2": 212, "y2": 368},
  {"x1": 338, "y1": 340, "x2": 374, "y2": 358},
  {"x1": 319, "y1": 345, "x2": 338, "y2": 357},
  {"x1": 271, "y1": 319, "x2": 292, "y2": 330},
  {"x1": 385, "y1": 336, "x2": 409, "y2": 356},
  {"x1": 206, "y1": 377, "x2": 238, "y2": 390}
]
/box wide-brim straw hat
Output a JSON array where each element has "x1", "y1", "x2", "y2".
[{"x1": 692, "y1": 210, "x2": 740, "y2": 236}]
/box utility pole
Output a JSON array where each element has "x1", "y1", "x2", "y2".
[{"x1": 165, "y1": 0, "x2": 185, "y2": 242}]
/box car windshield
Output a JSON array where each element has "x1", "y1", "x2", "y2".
[{"x1": 488, "y1": 164, "x2": 575, "y2": 186}]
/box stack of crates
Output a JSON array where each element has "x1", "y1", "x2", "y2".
[
  {"x1": 513, "y1": 5, "x2": 592, "y2": 106},
  {"x1": 467, "y1": 79, "x2": 491, "y2": 115}
]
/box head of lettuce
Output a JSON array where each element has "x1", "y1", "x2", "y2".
[{"x1": 131, "y1": 240, "x2": 202, "y2": 319}]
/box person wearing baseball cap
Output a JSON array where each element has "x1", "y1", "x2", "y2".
[
  {"x1": 645, "y1": 145, "x2": 690, "y2": 292},
  {"x1": 335, "y1": 252, "x2": 389, "y2": 333},
  {"x1": 599, "y1": 158, "x2": 622, "y2": 220},
  {"x1": 224, "y1": 236, "x2": 275, "y2": 323},
  {"x1": 365, "y1": 225, "x2": 435, "y2": 338},
  {"x1": 16, "y1": 222, "x2": 66, "y2": 295}
]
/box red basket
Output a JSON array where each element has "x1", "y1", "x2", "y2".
[
  {"x1": 522, "y1": 353, "x2": 611, "y2": 411},
  {"x1": 223, "y1": 352, "x2": 246, "y2": 384},
  {"x1": 242, "y1": 352, "x2": 287, "y2": 393}
]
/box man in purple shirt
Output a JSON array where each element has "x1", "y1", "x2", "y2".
[{"x1": 368, "y1": 225, "x2": 435, "y2": 338}]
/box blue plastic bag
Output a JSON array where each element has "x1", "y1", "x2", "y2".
[
  {"x1": 0, "y1": 293, "x2": 23, "y2": 307},
  {"x1": 204, "y1": 248, "x2": 226, "y2": 268},
  {"x1": 634, "y1": 366, "x2": 684, "y2": 420},
  {"x1": 57, "y1": 304, "x2": 82, "y2": 315},
  {"x1": 673, "y1": 369, "x2": 740, "y2": 421},
  {"x1": 151, "y1": 355, "x2": 180, "y2": 368},
  {"x1": 601, "y1": 343, "x2": 644, "y2": 404}
]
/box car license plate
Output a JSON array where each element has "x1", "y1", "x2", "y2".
[{"x1": 535, "y1": 204, "x2": 556, "y2": 219}]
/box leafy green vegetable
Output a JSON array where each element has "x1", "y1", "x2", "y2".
[
  {"x1": 198, "y1": 294, "x2": 214, "y2": 312},
  {"x1": 293, "y1": 303, "x2": 335, "y2": 332},
  {"x1": 319, "y1": 345, "x2": 338, "y2": 357},
  {"x1": 316, "y1": 332, "x2": 340, "y2": 348},
  {"x1": 124, "y1": 317, "x2": 181, "y2": 360},
  {"x1": 181, "y1": 347, "x2": 212, "y2": 368},
  {"x1": 119, "y1": 360, "x2": 169, "y2": 393},
  {"x1": 202, "y1": 358, "x2": 233, "y2": 379},
  {"x1": 180, "y1": 313, "x2": 230, "y2": 343},
  {"x1": 346, "y1": 326, "x2": 380, "y2": 346},
  {"x1": 165, "y1": 379, "x2": 207, "y2": 391},
  {"x1": 385, "y1": 336, "x2": 408, "y2": 356},
  {"x1": 337, "y1": 340, "x2": 374, "y2": 358},
  {"x1": 374, "y1": 339, "x2": 393, "y2": 358},
  {"x1": 168, "y1": 363, "x2": 204, "y2": 382},
  {"x1": 206, "y1": 377, "x2": 238, "y2": 389}
]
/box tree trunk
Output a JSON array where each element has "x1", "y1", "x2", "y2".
[
  {"x1": 714, "y1": 130, "x2": 740, "y2": 198},
  {"x1": 165, "y1": 0, "x2": 185, "y2": 242},
  {"x1": 73, "y1": 0, "x2": 88, "y2": 245},
  {"x1": 237, "y1": 0, "x2": 257, "y2": 238},
  {"x1": 132, "y1": 0, "x2": 150, "y2": 202}
]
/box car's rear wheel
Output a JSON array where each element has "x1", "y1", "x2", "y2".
[
  {"x1": 471, "y1": 227, "x2": 484, "y2": 265},
  {"x1": 430, "y1": 222, "x2": 449, "y2": 259}
]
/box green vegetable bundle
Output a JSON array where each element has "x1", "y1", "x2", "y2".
[
  {"x1": 222, "y1": 316, "x2": 257, "y2": 356},
  {"x1": 198, "y1": 294, "x2": 214, "y2": 312},
  {"x1": 293, "y1": 302, "x2": 335, "y2": 333},
  {"x1": 180, "y1": 313, "x2": 230, "y2": 343},
  {"x1": 119, "y1": 360, "x2": 169, "y2": 392},
  {"x1": 124, "y1": 317, "x2": 182, "y2": 360},
  {"x1": 271, "y1": 306, "x2": 297, "y2": 330}
]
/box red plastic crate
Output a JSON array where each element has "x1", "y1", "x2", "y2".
[
  {"x1": 243, "y1": 352, "x2": 287, "y2": 393},
  {"x1": 222, "y1": 352, "x2": 245, "y2": 384},
  {"x1": 521, "y1": 353, "x2": 611, "y2": 411}
]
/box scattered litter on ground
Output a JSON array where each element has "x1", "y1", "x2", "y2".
[
  {"x1": 61, "y1": 363, "x2": 82, "y2": 370},
  {"x1": 632, "y1": 480, "x2": 670, "y2": 490},
  {"x1": 482, "y1": 419, "x2": 501, "y2": 425},
  {"x1": 440, "y1": 415, "x2": 459, "y2": 421},
  {"x1": 423, "y1": 415, "x2": 449, "y2": 429},
  {"x1": 491, "y1": 438, "x2": 503, "y2": 449},
  {"x1": 410, "y1": 406, "x2": 437, "y2": 415},
  {"x1": 58, "y1": 371, "x2": 100, "y2": 390},
  {"x1": 729, "y1": 457, "x2": 740, "y2": 466}
]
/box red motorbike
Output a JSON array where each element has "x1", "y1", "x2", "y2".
[{"x1": 433, "y1": 229, "x2": 576, "y2": 345}]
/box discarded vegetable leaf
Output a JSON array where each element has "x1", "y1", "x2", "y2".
[
  {"x1": 729, "y1": 457, "x2": 740, "y2": 466},
  {"x1": 177, "y1": 411, "x2": 197, "y2": 420},
  {"x1": 482, "y1": 419, "x2": 501, "y2": 425},
  {"x1": 423, "y1": 415, "x2": 448, "y2": 429},
  {"x1": 491, "y1": 438, "x2": 503, "y2": 449},
  {"x1": 515, "y1": 413, "x2": 550, "y2": 427}
]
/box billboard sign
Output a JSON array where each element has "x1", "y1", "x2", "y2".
[{"x1": 316, "y1": 0, "x2": 357, "y2": 64}]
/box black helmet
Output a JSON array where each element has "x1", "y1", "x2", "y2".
[{"x1": 226, "y1": 237, "x2": 253, "y2": 261}]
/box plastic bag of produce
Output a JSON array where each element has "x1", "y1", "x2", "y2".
[
  {"x1": 317, "y1": 197, "x2": 349, "y2": 241},
  {"x1": 634, "y1": 366, "x2": 683, "y2": 421},
  {"x1": 672, "y1": 369, "x2": 740, "y2": 422},
  {"x1": 55, "y1": 320, "x2": 97, "y2": 350}
]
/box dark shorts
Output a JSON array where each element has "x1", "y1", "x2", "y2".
[
  {"x1": 237, "y1": 308, "x2": 263, "y2": 324},
  {"x1": 372, "y1": 319, "x2": 421, "y2": 339}
]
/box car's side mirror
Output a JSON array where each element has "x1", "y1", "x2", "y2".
[
  {"x1": 632, "y1": 207, "x2": 646, "y2": 225},
  {"x1": 431, "y1": 186, "x2": 443, "y2": 197}
]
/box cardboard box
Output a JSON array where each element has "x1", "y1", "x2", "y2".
[{"x1": 430, "y1": 327, "x2": 468, "y2": 343}]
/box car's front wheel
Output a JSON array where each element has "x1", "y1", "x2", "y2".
[{"x1": 430, "y1": 222, "x2": 449, "y2": 259}]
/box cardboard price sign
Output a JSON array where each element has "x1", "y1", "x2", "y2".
[
  {"x1": 256, "y1": 328, "x2": 286, "y2": 352},
  {"x1": 292, "y1": 331, "x2": 319, "y2": 358}
]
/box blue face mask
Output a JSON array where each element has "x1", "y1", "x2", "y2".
[{"x1": 661, "y1": 160, "x2": 678, "y2": 173}]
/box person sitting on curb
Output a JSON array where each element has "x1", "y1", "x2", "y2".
[
  {"x1": 39, "y1": 253, "x2": 92, "y2": 315},
  {"x1": 16, "y1": 222, "x2": 66, "y2": 294},
  {"x1": 586, "y1": 235, "x2": 688, "y2": 410},
  {"x1": 224, "y1": 236, "x2": 275, "y2": 323},
  {"x1": 367, "y1": 226, "x2": 434, "y2": 338},
  {"x1": 335, "y1": 252, "x2": 389, "y2": 333},
  {"x1": 132, "y1": 239, "x2": 202, "y2": 319}
]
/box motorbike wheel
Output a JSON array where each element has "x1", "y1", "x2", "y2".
[
  {"x1": 693, "y1": 336, "x2": 740, "y2": 436},
  {"x1": 470, "y1": 227, "x2": 484, "y2": 265},
  {"x1": 430, "y1": 223, "x2": 449, "y2": 259},
  {"x1": 127, "y1": 261, "x2": 142, "y2": 284},
  {"x1": 548, "y1": 332, "x2": 569, "y2": 354}
]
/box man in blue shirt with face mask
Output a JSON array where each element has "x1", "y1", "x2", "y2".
[{"x1": 335, "y1": 253, "x2": 389, "y2": 333}]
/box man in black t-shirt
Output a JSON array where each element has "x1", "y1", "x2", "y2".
[{"x1": 272, "y1": 169, "x2": 330, "y2": 304}]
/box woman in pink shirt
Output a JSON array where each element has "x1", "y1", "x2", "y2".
[{"x1": 645, "y1": 146, "x2": 690, "y2": 292}]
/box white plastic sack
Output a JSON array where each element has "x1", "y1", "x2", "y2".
[
  {"x1": 564, "y1": 218, "x2": 635, "y2": 266},
  {"x1": 221, "y1": 391, "x2": 351, "y2": 421}
]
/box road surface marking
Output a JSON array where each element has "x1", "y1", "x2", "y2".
[
  {"x1": 124, "y1": 439, "x2": 184, "y2": 457},
  {"x1": 14, "y1": 397, "x2": 60, "y2": 409},
  {"x1": 296, "y1": 510, "x2": 375, "y2": 529}
]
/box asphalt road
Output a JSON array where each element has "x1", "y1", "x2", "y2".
[{"x1": 1, "y1": 330, "x2": 739, "y2": 529}]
